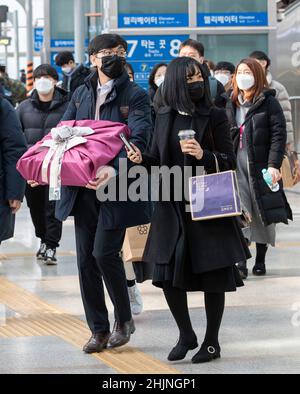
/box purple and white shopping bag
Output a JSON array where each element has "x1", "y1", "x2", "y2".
[{"x1": 189, "y1": 170, "x2": 242, "y2": 221}]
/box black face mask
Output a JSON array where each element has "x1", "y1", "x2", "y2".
[
  {"x1": 100, "y1": 55, "x2": 126, "y2": 79},
  {"x1": 188, "y1": 81, "x2": 205, "y2": 103}
]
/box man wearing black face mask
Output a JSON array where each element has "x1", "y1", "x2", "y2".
[{"x1": 56, "y1": 34, "x2": 153, "y2": 353}]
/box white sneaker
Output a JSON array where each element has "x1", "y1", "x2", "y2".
[
  {"x1": 128, "y1": 284, "x2": 143, "y2": 315},
  {"x1": 44, "y1": 248, "x2": 57, "y2": 265},
  {"x1": 36, "y1": 243, "x2": 47, "y2": 260}
]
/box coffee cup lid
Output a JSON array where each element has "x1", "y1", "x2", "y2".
[{"x1": 178, "y1": 129, "x2": 196, "y2": 139}]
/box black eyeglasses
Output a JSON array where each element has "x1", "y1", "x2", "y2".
[{"x1": 95, "y1": 48, "x2": 127, "y2": 59}]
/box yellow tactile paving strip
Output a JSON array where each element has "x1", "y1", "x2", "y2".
[
  {"x1": 0, "y1": 251, "x2": 76, "y2": 260},
  {"x1": 0, "y1": 277, "x2": 179, "y2": 374},
  {"x1": 1, "y1": 240, "x2": 300, "y2": 261}
]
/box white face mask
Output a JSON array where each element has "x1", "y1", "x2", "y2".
[
  {"x1": 215, "y1": 73, "x2": 230, "y2": 87},
  {"x1": 34, "y1": 78, "x2": 54, "y2": 94},
  {"x1": 155, "y1": 75, "x2": 165, "y2": 87},
  {"x1": 62, "y1": 66, "x2": 73, "y2": 74},
  {"x1": 236, "y1": 74, "x2": 255, "y2": 91}
]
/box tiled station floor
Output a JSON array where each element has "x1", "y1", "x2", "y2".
[{"x1": 0, "y1": 186, "x2": 299, "y2": 374}]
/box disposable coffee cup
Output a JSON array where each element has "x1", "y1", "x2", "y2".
[{"x1": 178, "y1": 129, "x2": 196, "y2": 150}]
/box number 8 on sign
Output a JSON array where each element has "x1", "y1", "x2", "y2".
[{"x1": 170, "y1": 39, "x2": 181, "y2": 57}]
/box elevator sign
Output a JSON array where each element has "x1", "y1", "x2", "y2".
[
  {"x1": 198, "y1": 12, "x2": 268, "y2": 27},
  {"x1": 119, "y1": 13, "x2": 188, "y2": 28}
]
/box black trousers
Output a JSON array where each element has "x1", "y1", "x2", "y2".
[
  {"x1": 0, "y1": 202, "x2": 15, "y2": 244},
  {"x1": 25, "y1": 185, "x2": 62, "y2": 249},
  {"x1": 73, "y1": 188, "x2": 131, "y2": 334}
]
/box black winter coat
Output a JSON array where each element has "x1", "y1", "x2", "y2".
[
  {"x1": 0, "y1": 98, "x2": 27, "y2": 242},
  {"x1": 227, "y1": 90, "x2": 292, "y2": 226},
  {"x1": 142, "y1": 105, "x2": 251, "y2": 274},
  {"x1": 0, "y1": 97, "x2": 27, "y2": 202},
  {"x1": 55, "y1": 70, "x2": 153, "y2": 230},
  {"x1": 16, "y1": 87, "x2": 69, "y2": 148}
]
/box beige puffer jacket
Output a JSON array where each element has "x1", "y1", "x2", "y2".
[{"x1": 267, "y1": 72, "x2": 294, "y2": 144}]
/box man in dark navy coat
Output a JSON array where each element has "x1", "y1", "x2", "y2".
[
  {"x1": 55, "y1": 34, "x2": 152, "y2": 353},
  {"x1": 0, "y1": 97, "x2": 27, "y2": 244}
]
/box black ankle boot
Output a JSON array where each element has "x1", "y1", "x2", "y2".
[
  {"x1": 192, "y1": 343, "x2": 221, "y2": 364},
  {"x1": 252, "y1": 262, "x2": 266, "y2": 276},
  {"x1": 168, "y1": 334, "x2": 198, "y2": 361},
  {"x1": 253, "y1": 244, "x2": 267, "y2": 276},
  {"x1": 236, "y1": 261, "x2": 248, "y2": 280}
]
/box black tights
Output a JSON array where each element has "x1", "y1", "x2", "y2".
[
  {"x1": 163, "y1": 282, "x2": 225, "y2": 346},
  {"x1": 256, "y1": 243, "x2": 268, "y2": 263},
  {"x1": 239, "y1": 243, "x2": 268, "y2": 268}
]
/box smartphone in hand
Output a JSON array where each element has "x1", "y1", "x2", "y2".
[{"x1": 120, "y1": 133, "x2": 136, "y2": 153}]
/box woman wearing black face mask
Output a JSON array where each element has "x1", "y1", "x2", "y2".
[
  {"x1": 187, "y1": 79, "x2": 205, "y2": 102},
  {"x1": 127, "y1": 57, "x2": 250, "y2": 364}
]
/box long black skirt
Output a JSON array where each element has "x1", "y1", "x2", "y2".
[{"x1": 152, "y1": 202, "x2": 244, "y2": 293}]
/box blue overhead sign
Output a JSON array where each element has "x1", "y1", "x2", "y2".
[
  {"x1": 119, "y1": 13, "x2": 188, "y2": 28},
  {"x1": 34, "y1": 27, "x2": 44, "y2": 52},
  {"x1": 125, "y1": 35, "x2": 188, "y2": 89},
  {"x1": 198, "y1": 12, "x2": 268, "y2": 27},
  {"x1": 51, "y1": 39, "x2": 75, "y2": 48},
  {"x1": 51, "y1": 39, "x2": 89, "y2": 48}
]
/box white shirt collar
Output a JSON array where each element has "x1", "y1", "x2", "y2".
[{"x1": 97, "y1": 79, "x2": 114, "y2": 95}]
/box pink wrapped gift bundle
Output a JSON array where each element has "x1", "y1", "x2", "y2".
[{"x1": 17, "y1": 119, "x2": 131, "y2": 200}]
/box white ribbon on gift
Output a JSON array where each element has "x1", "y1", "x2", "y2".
[{"x1": 40, "y1": 125, "x2": 94, "y2": 200}]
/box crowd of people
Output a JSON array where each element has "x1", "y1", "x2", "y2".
[{"x1": 0, "y1": 33, "x2": 294, "y2": 364}]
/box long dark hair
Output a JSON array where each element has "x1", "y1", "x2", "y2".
[
  {"x1": 164, "y1": 57, "x2": 212, "y2": 115},
  {"x1": 148, "y1": 63, "x2": 168, "y2": 91}
]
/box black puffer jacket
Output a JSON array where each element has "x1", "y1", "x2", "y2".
[
  {"x1": 227, "y1": 89, "x2": 292, "y2": 226},
  {"x1": 16, "y1": 87, "x2": 69, "y2": 148},
  {"x1": 61, "y1": 64, "x2": 91, "y2": 99}
]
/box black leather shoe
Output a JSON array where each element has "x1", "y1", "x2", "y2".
[
  {"x1": 236, "y1": 261, "x2": 248, "y2": 280},
  {"x1": 107, "y1": 319, "x2": 135, "y2": 348},
  {"x1": 83, "y1": 331, "x2": 111, "y2": 354},
  {"x1": 252, "y1": 262, "x2": 266, "y2": 276},
  {"x1": 192, "y1": 344, "x2": 221, "y2": 364},
  {"x1": 168, "y1": 335, "x2": 198, "y2": 361}
]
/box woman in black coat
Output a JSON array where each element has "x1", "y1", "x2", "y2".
[
  {"x1": 128, "y1": 57, "x2": 250, "y2": 364},
  {"x1": 16, "y1": 64, "x2": 69, "y2": 265},
  {"x1": 226, "y1": 58, "x2": 292, "y2": 279}
]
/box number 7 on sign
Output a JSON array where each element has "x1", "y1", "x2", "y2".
[{"x1": 127, "y1": 40, "x2": 138, "y2": 58}]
